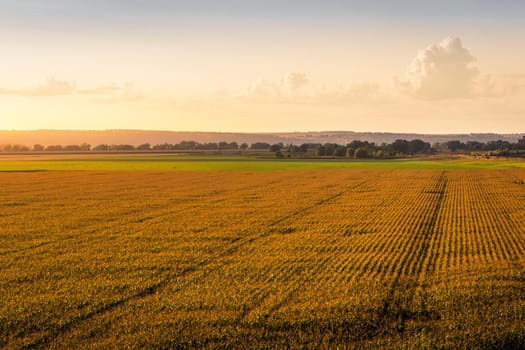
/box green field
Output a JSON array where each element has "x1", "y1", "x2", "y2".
[{"x1": 1, "y1": 155, "x2": 524, "y2": 171}]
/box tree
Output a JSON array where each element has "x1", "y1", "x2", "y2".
[
  {"x1": 346, "y1": 148, "x2": 355, "y2": 158},
  {"x1": 408, "y1": 139, "x2": 430, "y2": 154},
  {"x1": 485, "y1": 140, "x2": 511, "y2": 151},
  {"x1": 137, "y1": 143, "x2": 151, "y2": 151},
  {"x1": 45, "y1": 145, "x2": 63, "y2": 151},
  {"x1": 391, "y1": 139, "x2": 409, "y2": 154},
  {"x1": 64, "y1": 145, "x2": 81, "y2": 151},
  {"x1": 177, "y1": 141, "x2": 197, "y2": 149},
  {"x1": 93, "y1": 144, "x2": 110, "y2": 151},
  {"x1": 12, "y1": 144, "x2": 30, "y2": 152},
  {"x1": 347, "y1": 140, "x2": 369, "y2": 149},
  {"x1": 499, "y1": 149, "x2": 510, "y2": 157},
  {"x1": 375, "y1": 150, "x2": 386, "y2": 158},
  {"x1": 269, "y1": 144, "x2": 281, "y2": 152},
  {"x1": 111, "y1": 144, "x2": 135, "y2": 151},
  {"x1": 195, "y1": 142, "x2": 218, "y2": 150},
  {"x1": 316, "y1": 145, "x2": 327, "y2": 156},
  {"x1": 334, "y1": 146, "x2": 346, "y2": 157},
  {"x1": 240, "y1": 143, "x2": 249, "y2": 150},
  {"x1": 323, "y1": 143, "x2": 336, "y2": 156},
  {"x1": 354, "y1": 147, "x2": 369, "y2": 159},
  {"x1": 250, "y1": 142, "x2": 270, "y2": 150},
  {"x1": 33, "y1": 144, "x2": 44, "y2": 152},
  {"x1": 152, "y1": 143, "x2": 173, "y2": 150},
  {"x1": 298, "y1": 144, "x2": 309, "y2": 153},
  {"x1": 445, "y1": 140, "x2": 465, "y2": 152}
]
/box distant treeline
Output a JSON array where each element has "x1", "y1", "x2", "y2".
[{"x1": 0, "y1": 139, "x2": 523, "y2": 158}]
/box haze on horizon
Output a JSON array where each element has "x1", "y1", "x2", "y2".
[{"x1": 1, "y1": 1, "x2": 524, "y2": 134}]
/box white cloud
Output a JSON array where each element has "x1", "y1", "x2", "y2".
[
  {"x1": 77, "y1": 84, "x2": 121, "y2": 95},
  {"x1": 283, "y1": 72, "x2": 309, "y2": 91},
  {"x1": 315, "y1": 82, "x2": 387, "y2": 105},
  {"x1": 0, "y1": 78, "x2": 75, "y2": 97},
  {"x1": 249, "y1": 72, "x2": 310, "y2": 101},
  {"x1": 247, "y1": 72, "x2": 385, "y2": 105},
  {"x1": 490, "y1": 74, "x2": 525, "y2": 97},
  {"x1": 395, "y1": 37, "x2": 479, "y2": 99},
  {"x1": 463, "y1": 73, "x2": 525, "y2": 98},
  {"x1": 87, "y1": 83, "x2": 143, "y2": 104},
  {"x1": 0, "y1": 79, "x2": 143, "y2": 102},
  {"x1": 250, "y1": 79, "x2": 283, "y2": 99}
]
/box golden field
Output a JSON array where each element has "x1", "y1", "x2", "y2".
[{"x1": 1, "y1": 170, "x2": 525, "y2": 349}]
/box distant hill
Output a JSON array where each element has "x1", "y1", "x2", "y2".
[{"x1": 0, "y1": 129, "x2": 523, "y2": 147}]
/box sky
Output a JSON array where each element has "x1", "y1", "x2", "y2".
[{"x1": 1, "y1": 0, "x2": 524, "y2": 133}]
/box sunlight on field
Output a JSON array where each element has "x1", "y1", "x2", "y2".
[
  {"x1": 1, "y1": 169, "x2": 525, "y2": 348},
  {"x1": 2, "y1": 0, "x2": 525, "y2": 347}
]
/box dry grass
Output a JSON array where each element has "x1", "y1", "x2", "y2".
[{"x1": 1, "y1": 170, "x2": 525, "y2": 349}]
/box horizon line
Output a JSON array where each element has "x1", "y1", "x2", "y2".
[{"x1": 1, "y1": 128, "x2": 524, "y2": 136}]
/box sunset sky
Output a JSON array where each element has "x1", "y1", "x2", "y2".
[{"x1": 1, "y1": 1, "x2": 524, "y2": 133}]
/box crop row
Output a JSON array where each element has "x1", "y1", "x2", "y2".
[{"x1": 1, "y1": 169, "x2": 525, "y2": 348}]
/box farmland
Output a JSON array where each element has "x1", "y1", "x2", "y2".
[{"x1": 1, "y1": 167, "x2": 525, "y2": 348}]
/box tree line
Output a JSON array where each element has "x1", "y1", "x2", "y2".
[{"x1": 0, "y1": 139, "x2": 522, "y2": 158}]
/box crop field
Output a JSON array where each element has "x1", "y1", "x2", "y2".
[{"x1": 1, "y1": 168, "x2": 525, "y2": 348}]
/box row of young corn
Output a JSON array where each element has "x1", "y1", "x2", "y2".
[{"x1": 2, "y1": 169, "x2": 525, "y2": 348}]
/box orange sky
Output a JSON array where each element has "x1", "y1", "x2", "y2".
[{"x1": 1, "y1": 2, "x2": 524, "y2": 133}]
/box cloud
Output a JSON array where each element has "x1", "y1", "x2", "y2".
[
  {"x1": 471, "y1": 73, "x2": 525, "y2": 98},
  {"x1": 92, "y1": 83, "x2": 143, "y2": 103},
  {"x1": 0, "y1": 78, "x2": 75, "y2": 97},
  {"x1": 77, "y1": 84, "x2": 121, "y2": 95},
  {"x1": 249, "y1": 72, "x2": 310, "y2": 101},
  {"x1": 246, "y1": 73, "x2": 387, "y2": 105},
  {"x1": 500, "y1": 74, "x2": 525, "y2": 95},
  {"x1": 121, "y1": 83, "x2": 143, "y2": 101},
  {"x1": 284, "y1": 72, "x2": 309, "y2": 91},
  {"x1": 507, "y1": 73, "x2": 525, "y2": 80},
  {"x1": 315, "y1": 83, "x2": 388, "y2": 105},
  {"x1": 250, "y1": 79, "x2": 283, "y2": 99},
  {"x1": 395, "y1": 37, "x2": 479, "y2": 100},
  {"x1": 0, "y1": 79, "x2": 143, "y2": 102}
]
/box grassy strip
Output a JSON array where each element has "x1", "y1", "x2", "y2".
[{"x1": 0, "y1": 155, "x2": 524, "y2": 171}]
